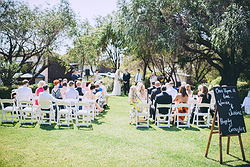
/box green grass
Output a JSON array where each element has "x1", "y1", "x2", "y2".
[{"x1": 0, "y1": 95, "x2": 250, "y2": 166}]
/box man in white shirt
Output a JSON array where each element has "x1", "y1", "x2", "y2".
[
  {"x1": 38, "y1": 84, "x2": 61, "y2": 120},
  {"x1": 166, "y1": 81, "x2": 177, "y2": 100},
  {"x1": 150, "y1": 72, "x2": 158, "y2": 82},
  {"x1": 93, "y1": 70, "x2": 100, "y2": 83},
  {"x1": 16, "y1": 79, "x2": 33, "y2": 100},
  {"x1": 135, "y1": 69, "x2": 142, "y2": 85},
  {"x1": 65, "y1": 81, "x2": 79, "y2": 100},
  {"x1": 100, "y1": 80, "x2": 109, "y2": 106}
]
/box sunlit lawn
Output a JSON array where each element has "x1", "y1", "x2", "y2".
[{"x1": 0, "y1": 95, "x2": 250, "y2": 166}]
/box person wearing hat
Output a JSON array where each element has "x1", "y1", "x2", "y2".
[{"x1": 166, "y1": 81, "x2": 177, "y2": 99}]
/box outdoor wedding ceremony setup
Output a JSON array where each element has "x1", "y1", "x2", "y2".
[{"x1": 0, "y1": 0, "x2": 250, "y2": 166}]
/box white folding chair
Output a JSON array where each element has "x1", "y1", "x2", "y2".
[
  {"x1": 135, "y1": 103, "x2": 150, "y2": 128},
  {"x1": 75, "y1": 102, "x2": 91, "y2": 127},
  {"x1": 64, "y1": 99, "x2": 79, "y2": 120},
  {"x1": 82, "y1": 99, "x2": 96, "y2": 120},
  {"x1": 193, "y1": 103, "x2": 211, "y2": 127},
  {"x1": 174, "y1": 103, "x2": 191, "y2": 128},
  {"x1": 156, "y1": 104, "x2": 172, "y2": 128},
  {"x1": 18, "y1": 100, "x2": 36, "y2": 124},
  {"x1": 56, "y1": 101, "x2": 72, "y2": 126},
  {"x1": 38, "y1": 101, "x2": 55, "y2": 125},
  {"x1": 1, "y1": 99, "x2": 15, "y2": 123}
]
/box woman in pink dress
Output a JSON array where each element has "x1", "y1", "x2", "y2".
[{"x1": 35, "y1": 80, "x2": 45, "y2": 105}]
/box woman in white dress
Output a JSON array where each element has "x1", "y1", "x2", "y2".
[{"x1": 111, "y1": 69, "x2": 121, "y2": 95}]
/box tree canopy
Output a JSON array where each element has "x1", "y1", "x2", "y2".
[{"x1": 0, "y1": 0, "x2": 76, "y2": 86}]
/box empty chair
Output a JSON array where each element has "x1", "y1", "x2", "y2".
[
  {"x1": 156, "y1": 104, "x2": 172, "y2": 128},
  {"x1": 135, "y1": 103, "x2": 150, "y2": 128},
  {"x1": 174, "y1": 103, "x2": 191, "y2": 128},
  {"x1": 193, "y1": 103, "x2": 211, "y2": 127},
  {"x1": 56, "y1": 101, "x2": 72, "y2": 126},
  {"x1": 75, "y1": 102, "x2": 91, "y2": 127},
  {"x1": 1, "y1": 99, "x2": 16, "y2": 123},
  {"x1": 38, "y1": 101, "x2": 55, "y2": 125},
  {"x1": 18, "y1": 100, "x2": 36, "y2": 124}
]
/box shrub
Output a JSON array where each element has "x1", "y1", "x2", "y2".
[
  {"x1": 0, "y1": 83, "x2": 54, "y2": 99},
  {"x1": 237, "y1": 84, "x2": 250, "y2": 104}
]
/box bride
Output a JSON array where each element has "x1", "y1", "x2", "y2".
[{"x1": 111, "y1": 69, "x2": 121, "y2": 95}]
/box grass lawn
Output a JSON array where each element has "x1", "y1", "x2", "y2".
[{"x1": 0, "y1": 95, "x2": 250, "y2": 166}]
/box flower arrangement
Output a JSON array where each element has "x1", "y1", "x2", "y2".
[{"x1": 118, "y1": 78, "x2": 123, "y2": 82}]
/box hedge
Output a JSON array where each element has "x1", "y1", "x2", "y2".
[
  {"x1": 0, "y1": 83, "x2": 54, "y2": 99},
  {"x1": 0, "y1": 83, "x2": 249, "y2": 103}
]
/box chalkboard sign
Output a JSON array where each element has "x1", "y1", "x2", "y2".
[{"x1": 214, "y1": 86, "x2": 246, "y2": 136}]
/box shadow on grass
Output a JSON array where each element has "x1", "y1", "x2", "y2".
[
  {"x1": 39, "y1": 123, "x2": 57, "y2": 131},
  {"x1": 19, "y1": 122, "x2": 37, "y2": 128},
  {"x1": 159, "y1": 126, "x2": 181, "y2": 131},
  {"x1": 1, "y1": 121, "x2": 18, "y2": 127},
  {"x1": 205, "y1": 155, "x2": 250, "y2": 166},
  {"x1": 223, "y1": 154, "x2": 250, "y2": 166},
  {"x1": 182, "y1": 126, "x2": 200, "y2": 131},
  {"x1": 92, "y1": 119, "x2": 105, "y2": 125},
  {"x1": 76, "y1": 125, "x2": 93, "y2": 131},
  {"x1": 131, "y1": 124, "x2": 157, "y2": 131},
  {"x1": 57, "y1": 124, "x2": 74, "y2": 130}
]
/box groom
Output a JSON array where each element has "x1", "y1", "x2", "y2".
[{"x1": 123, "y1": 69, "x2": 130, "y2": 96}]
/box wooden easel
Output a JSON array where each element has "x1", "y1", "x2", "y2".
[{"x1": 205, "y1": 108, "x2": 246, "y2": 164}]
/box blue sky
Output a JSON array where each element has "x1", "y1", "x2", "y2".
[{"x1": 23, "y1": 0, "x2": 118, "y2": 54}]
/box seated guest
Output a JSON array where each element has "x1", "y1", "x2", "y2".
[
  {"x1": 17, "y1": 79, "x2": 33, "y2": 100},
  {"x1": 172, "y1": 86, "x2": 189, "y2": 123},
  {"x1": 65, "y1": 81, "x2": 79, "y2": 100},
  {"x1": 83, "y1": 83, "x2": 104, "y2": 112},
  {"x1": 128, "y1": 85, "x2": 143, "y2": 124},
  {"x1": 150, "y1": 81, "x2": 161, "y2": 102},
  {"x1": 82, "y1": 81, "x2": 87, "y2": 92},
  {"x1": 85, "y1": 82, "x2": 91, "y2": 92},
  {"x1": 166, "y1": 81, "x2": 177, "y2": 100},
  {"x1": 190, "y1": 85, "x2": 211, "y2": 123},
  {"x1": 63, "y1": 78, "x2": 68, "y2": 84},
  {"x1": 38, "y1": 84, "x2": 61, "y2": 120},
  {"x1": 60, "y1": 82, "x2": 68, "y2": 99},
  {"x1": 185, "y1": 84, "x2": 193, "y2": 97},
  {"x1": 197, "y1": 85, "x2": 203, "y2": 97},
  {"x1": 147, "y1": 81, "x2": 156, "y2": 95},
  {"x1": 94, "y1": 82, "x2": 103, "y2": 94},
  {"x1": 151, "y1": 86, "x2": 172, "y2": 121},
  {"x1": 76, "y1": 81, "x2": 84, "y2": 96},
  {"x1": 52, "y1": 80, "x2": 62, "y2": 99},
  {"x1": 150, "y1": 81, "x2": 161, "y2": 119},
  {"x1": 137, "y1": 83, "x2": 147, "y2": 103},
  {"x1": 100, "y1": 80, "x2": 109, "y2": 106},
  {"x1": 35, "y1": 80, "x2": 45, "y2": 105},
  {"x1": 58, "y1": 78, "x2": 63, "y2": 88}
]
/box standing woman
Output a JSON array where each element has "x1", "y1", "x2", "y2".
[
  {"x1": 52, "y1": 80, "x2": 62, "y2": 99},
  {"x1": 35, "y1": 80, "x2": 45, "y2": 105},
  {"x1": 173, "y1": 86, "x2": 189, "y2": 122}
]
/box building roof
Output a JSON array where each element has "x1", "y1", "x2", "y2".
[{"x1": 20, "y1": 73, "x2": 45, "y2": 78}]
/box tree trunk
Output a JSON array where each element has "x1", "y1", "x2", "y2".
[{"x1": 220, "y1": 70, "x2": 239, "y2": 86}]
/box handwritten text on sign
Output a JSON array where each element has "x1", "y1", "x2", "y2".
[{"x1": 214, "y1": 87, "x2": 246, "y2": 135}]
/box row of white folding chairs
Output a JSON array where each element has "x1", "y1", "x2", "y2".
[
  {"x1": 1, "y1": 98, "x2": 95, "y2": 127},
  {"x1": 134, "y1": 102, "x2": 214, "y2": 128}
]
